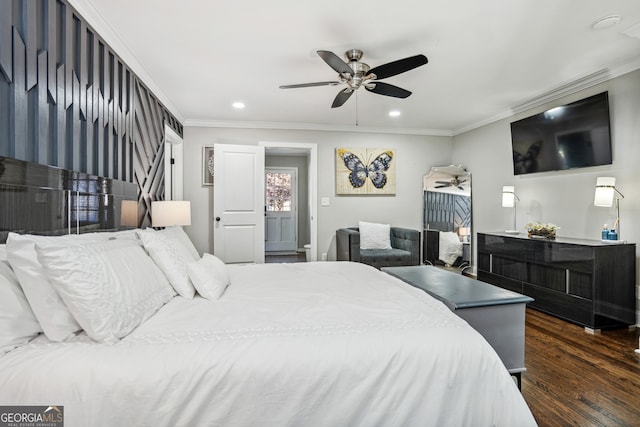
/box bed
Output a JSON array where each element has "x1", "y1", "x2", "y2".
[
  {"x1": 1, "y1": 235, "x2": 535, "y2": 426},
  {"x1": 0, "y1": 159, "x2": 535, "y2": 426}
]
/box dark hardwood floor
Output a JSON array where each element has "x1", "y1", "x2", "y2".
[{"x1": 523, "y1": 308, "x2": 640, "y2": 426}]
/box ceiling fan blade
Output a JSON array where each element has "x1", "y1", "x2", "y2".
[
  {"x1": 317, "y1": 50, "x2": 354, "y2": 76},
  {"x1": 365, "y1": 82, "x2": 412, "y2": 98},
  {"x1": 280, "y1": 81, "x2": 341, "y2": 89},
  {"x1": 367, "y1": 54, "x2": 428, "y2": 80},
  {"x1": 331, "y1": 88, "x2": 354, "y2": 108}
]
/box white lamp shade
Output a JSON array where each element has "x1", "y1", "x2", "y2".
[
  {"x1": 152, "y1": 201, "x2": 191, "y2": 227},
  {"x1": 458, "y1": 227, "x2": 471, "y2": 237},
  {"x1": 502, "y1": 186, "x2": 515, "y2": 208},
  {"x1": 594, "y1": 177, "x2": 615, "y2": 207},
  {"x1": 120, "y1": 200, "x2": 138, "y2": 227}
]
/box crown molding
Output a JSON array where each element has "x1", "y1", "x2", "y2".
[
  {"x1": 511, "y1": 55, "x2": 640, "y2": 114},
  {"x1": 453, "y1": 55, "x2": 640, "y2": 136},
  {"x1": 68, "y1": 0, "x2": 184, "y2": 122},
  {"x1": 183, "y1": 119, "x2": 453, "y2": 137},
  {"x1": 452, "y1": 110, "x2": 514, "y2": 136}
]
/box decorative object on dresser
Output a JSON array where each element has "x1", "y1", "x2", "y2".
[
  {"x1": 336, "y1": 223, "x2": 420, "y2": 269},
  {"x1": 477, "y1": 232, "x2": 636, "y2": 332},
  {"x1": 382, "y1": 265, "x2": 533, "y2": 389},
  {"x1": 594, "y1": 176, "x2": 624, "y2": 240},
  {"x1": 525, "y1": 222, "x2": 558, "y2": 239},
  {"x1": 502, "y1": 185, "x2": 520, "y2": 234}
]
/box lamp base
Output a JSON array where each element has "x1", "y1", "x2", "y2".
[{"x1": 504, "y1": 230, "x2": 520, "y2": 234}]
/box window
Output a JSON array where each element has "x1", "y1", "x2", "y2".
[{"x1": 265, "y1": 172, "x2": 292, "y2": 212}]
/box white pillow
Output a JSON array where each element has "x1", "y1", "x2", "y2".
[
  {"x1": 187, "y1": 253, "x2": 230, "y2": 300},
  {"x1": 439, "y1": 231, "x2": 463, "y2": 266},
  {"x1": 0, "y1": 254, "x2": 42, "y2": 355},
  {"x1": 6, "y1": 233, "x2": 84, "y2": 341},
  {"x1": 358, "y1": 221, "x2": 392, "y2": 250},
  {"x1": 150, "y1": 226, "x2": 199, "y2": 259},
  {"x1": 36, "y1": 238, "x2": 176, "y2": 344},
  {"x1": 137, "y1": 227, "x2": 199, "y2": 299}
]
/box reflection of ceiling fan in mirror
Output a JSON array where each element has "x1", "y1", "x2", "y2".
[
  {"x1": 435, "y1": 176, "x2": 469, "y2": 190},
  {"x1": 279, "y1": 49, "x2": 428, "y2": 108}
]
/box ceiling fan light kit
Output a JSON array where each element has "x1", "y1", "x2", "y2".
[{"x1": 280, "y1": 49, "x2": 428, "y2": 108}]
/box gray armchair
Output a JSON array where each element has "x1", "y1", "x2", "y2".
[{"x1": 336, "y1": 227, "x2": 420, "y2": 269}]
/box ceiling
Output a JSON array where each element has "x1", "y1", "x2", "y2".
[{"x1": 71, "y1": 0, "x2": 640, "y2": 135}]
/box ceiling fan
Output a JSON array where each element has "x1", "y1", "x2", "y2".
[
  {"x1": 435, "y1": 176, "x2": 469, "y2": 190},
  {"x1": 279, "y1": 49, "x2": 428, "y2": 108}
]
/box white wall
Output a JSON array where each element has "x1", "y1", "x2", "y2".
[
  {"x1": 452, "y1": 69, "x2": 640, "y2": 324},
  {"x1": 182, "y1": 127, "x2": 453, "y2": 259}
]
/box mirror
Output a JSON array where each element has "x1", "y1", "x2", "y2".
[{"x1": 422, "y1": 165, "x2": 472, "y2": 267}]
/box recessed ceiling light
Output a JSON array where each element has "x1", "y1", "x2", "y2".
[
  {"x1": 232, "y1": 102, "x2": 245, "y2": 109},
  {"x1": 389, "y1": 110, "x2": 401, "y2": 117},
  {"x1": 592, "y1": 15, "x2": 621, "y2": 30}
]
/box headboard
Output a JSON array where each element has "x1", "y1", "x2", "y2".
[{"x1": 0, "y1": 156, "x2": 138, "y2": 243}]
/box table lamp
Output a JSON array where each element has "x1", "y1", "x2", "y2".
[
  {"x1": 502, "y1": 186, "x2": 520, "y2": 234},
  {"x1": 151, "y1": 200, "x2": 191, "y2": 228}
]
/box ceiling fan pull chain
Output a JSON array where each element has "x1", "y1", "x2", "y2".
[{"x1": 355, "y1": 91, "x2": 359, "y2": 126}]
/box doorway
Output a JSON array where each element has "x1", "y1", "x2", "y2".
[
  {"x1": 260, "y1": 141, "x2": 317, "y2": 262},
  {"x1": 265, "y1": 167, "x2": 298, "y2": 253}
]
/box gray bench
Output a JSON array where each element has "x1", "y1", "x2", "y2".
[{"x1": 382, "y1": 265, "x2": 533, "y2": 389}]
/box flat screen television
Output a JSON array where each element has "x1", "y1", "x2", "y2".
[{"x1": 510, "y1": 92, "x2": 612, "y2": 175}]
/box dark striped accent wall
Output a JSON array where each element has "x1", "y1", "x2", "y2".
[
  {"x1": 424, "y1": 191, "x2": 472, "y2": 232},
  {"x1": 0, "y1": 0, "x2": 182, "y2": 228}
]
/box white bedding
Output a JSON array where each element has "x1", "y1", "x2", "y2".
[
  {"x1": 0, "y1": 261, "x2": 536, "y2": 426},
  {"x1": 439, "y1": 231, "x2": 464, "y2": 265}
]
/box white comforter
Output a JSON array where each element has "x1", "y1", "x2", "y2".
[{"x1": 0, "y1": 262, "x2": 536, "y2": 426}]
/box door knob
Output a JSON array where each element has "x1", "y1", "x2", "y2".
[{"x1": 215, "y1": 217, "x2": 221, "y2": 222}]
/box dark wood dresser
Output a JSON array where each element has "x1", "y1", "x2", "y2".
[{"x1": 477, "y1": 232, "x2": 636, "y2": 332}]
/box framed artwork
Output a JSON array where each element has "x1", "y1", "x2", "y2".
[
  {"x1": 335, "y1": 147, "x2": 396, "y2": 195},
  {"x1": 203, "y1": 146, "x2": 215, "y2": 186}
]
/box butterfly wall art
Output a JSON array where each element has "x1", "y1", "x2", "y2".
[{"x1": 336, "y1": 148, "x2": 396, "y2": 195}]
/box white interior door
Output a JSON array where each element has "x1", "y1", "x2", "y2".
[
  {"x1": 213, "y1": 144, "x2": 265, "y2": 263},
  {"x1": 265, "y1": 167, "x2": 297, "y2": 253}
]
